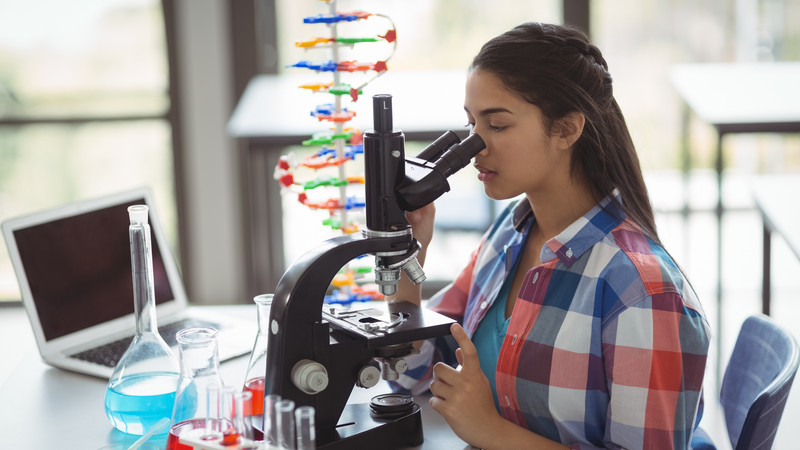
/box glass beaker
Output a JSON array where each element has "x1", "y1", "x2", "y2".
[
  {"x1": 104, "y1": 205, "x2": 180, "y2": 436},
  {"x1": 242, "y1": 293, "x2": 273, "y2": 417},
  {"x1": 166, "y1": 327, "x2": 227, "y2": 450}
]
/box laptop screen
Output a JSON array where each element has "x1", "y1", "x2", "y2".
[{"x1": 12, "y1": 198, "x2": 174, "y2": 341}]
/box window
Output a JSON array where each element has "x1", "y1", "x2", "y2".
[{"x1": 0, "y1": 0, "x2": 174, "y2": 302}]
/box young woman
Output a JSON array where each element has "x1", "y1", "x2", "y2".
[{"x1": 389, "y1": 22, "x2": 711, "y2": 449}]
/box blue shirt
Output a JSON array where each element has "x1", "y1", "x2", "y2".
[{"x1": 473, "y1": 268, "x2": 510, "y2": 412}]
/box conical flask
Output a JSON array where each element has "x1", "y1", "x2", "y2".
[
  {"x1": 104, "y1": 205, "x2": 180, "y2": 436},
  {"x1": 166, "y1": 326, "x2": 227, "y2": 450},
  {"x1": 243, "y1": 293, "x2": 272, "y2": 417}
]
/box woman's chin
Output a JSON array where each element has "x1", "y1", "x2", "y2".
[{"x1": 482, "y1": 187, "x2": 518, "y2": 202}]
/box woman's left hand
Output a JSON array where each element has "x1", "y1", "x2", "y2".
[{"x1": 429, "y1": 323, "x2": 504, "y2": 448}]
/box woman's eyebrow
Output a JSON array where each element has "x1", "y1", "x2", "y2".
[{"x1": 463, "y1": 106, "x2": 513, "y2": 117}]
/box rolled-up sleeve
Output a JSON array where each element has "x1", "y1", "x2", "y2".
[{"x1": 600, "y1": 292, "x2": 709, "y2": 449}]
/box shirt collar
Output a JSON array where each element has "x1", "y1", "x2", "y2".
[
  {"x1": 512, "y1": 199, "x2": 533, "y2": 232},
  {"x1": 512, "y1": 189, "x2": 627, "y2": 267}
]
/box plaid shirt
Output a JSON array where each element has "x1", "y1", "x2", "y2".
[{"x1": 398, "y1": 193, "x2": 710, "y2": 449}]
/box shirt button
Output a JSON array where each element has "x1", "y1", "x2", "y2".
[
  {"x1": 480, "y1": 301, "x2": 489, "y2": 310},
  {"x1": 531, "y1": 272, "x2": 539, "y2": 284},
  {"x1": 511, "y1": 334, "x2": 517, "y2": 344},
  {"x1": 566, "y1": 248, "x2": 574, "y2": 258},
  {"x1": 505, "y1": 395, "x2": 511, "y2": 406}
]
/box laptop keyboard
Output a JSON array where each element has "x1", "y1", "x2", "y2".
[{"x1": 70, "y1": 318, "x2": 219, "y2": 368}]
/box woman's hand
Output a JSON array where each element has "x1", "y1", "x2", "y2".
[
  {"x1": 430, "y1": 324, "x2": 569, "y2": 450},
  {"x1": 405, "y1": 203, "x2": 435, "y2": 250},
  {"x1": 429, "y1": 323, "x2": 503, "y2": 448}
]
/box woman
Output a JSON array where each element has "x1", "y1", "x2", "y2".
[{"x1": 388, "y1": 22, "x2": 711, "y2": 449}]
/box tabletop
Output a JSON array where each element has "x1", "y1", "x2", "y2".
[
  {"x1": 0, "y1": 304, "x2": 471, "y2": 450},
  {"x1": 669, "y1": 62, "x2": 800, "y2": 132}
]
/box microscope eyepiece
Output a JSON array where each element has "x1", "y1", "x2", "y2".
[
  {"x1": 395, "y1": 131, "x2": 486, "y2": 211},
  {"x1": 434, "y1": 133, "x2": 486, "y2": 178},
  {"x1": 415, "y1": 130, "x2": 461, "y2": 162}
]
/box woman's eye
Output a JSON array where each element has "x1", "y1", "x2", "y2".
[{"x1": 466, "y1": 122, "x2": 505, "y2": 132}]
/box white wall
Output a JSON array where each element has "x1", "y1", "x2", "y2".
[{"x1": 173, "y1": 0, "x2": 245, "y2": 305}]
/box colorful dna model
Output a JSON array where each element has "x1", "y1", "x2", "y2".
[{"x1": 274, "y1": 1, "x2": 397, "y2": 305}]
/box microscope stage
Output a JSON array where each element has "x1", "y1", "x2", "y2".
[{"x1": 322, "y1": 300, "x2": 454, "y2": 348}]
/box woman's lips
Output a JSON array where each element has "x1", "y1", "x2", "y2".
[{"x1": 474, "y1": 164, "x2": 496, "y2": 182}]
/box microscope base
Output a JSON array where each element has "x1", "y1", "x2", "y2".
[{"x1": 319, "y1": 402, "x2": 423, "y2": 449}]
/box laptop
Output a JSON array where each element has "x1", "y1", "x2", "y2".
[{"x1": 2, "y1": 187, "x2": 255, "y2": 379}]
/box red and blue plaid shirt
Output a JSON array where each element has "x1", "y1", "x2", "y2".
[{"x1": 396, "y1": 192, "x2": 710, "y2": 449}]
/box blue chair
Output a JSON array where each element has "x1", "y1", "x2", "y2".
[{"x1": 717, "y1": 314, "x2": 800, "y2": 449}]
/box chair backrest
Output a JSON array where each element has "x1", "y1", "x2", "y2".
[{"x1": 720, "y1": 314, "x2": 800, "y2": 450}]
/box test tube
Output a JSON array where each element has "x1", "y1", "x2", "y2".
[
  {"x1": 221, "y1": 387, "x2": 239, "y2": 446},
  {"x1": 276, "y1": 399, "x2": 296, "y2": 449},
  {"x1": 234, "y1": 390, "x2": 254, "y2": 441},
  {"x1": 263, "y1": 394, "x2": 281, "y2": 446},
  {"x1": 295, "y1": 406, "x2": 315, "y2": 450},
  {"x1": 205, "y1": 385, "x2": 221, "y2": 437}
]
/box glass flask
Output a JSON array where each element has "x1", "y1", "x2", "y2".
[
  {"x1": 242, "y1": 293, "x2": 273, "y2": 417},
  {"x1": 166, "y1": 327, "x2": 227, "y2": 450},
  {"x1": 104, "y1": 205, "x2": 180, "y2": 436}
]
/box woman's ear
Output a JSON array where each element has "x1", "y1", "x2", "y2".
[{"x1": 555, "y1": 112, "x2": 585, "y2": 149}]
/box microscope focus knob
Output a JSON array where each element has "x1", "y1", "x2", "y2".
[
  {"x1": 393, "y1": 358, "x2": 409, "y2": 374},
  {"x1": 292, "y1": 359, "x2": 329, "y2": 394},
  {"x1": 357, "y1": 363, "x2": 382, "y2": 388}
]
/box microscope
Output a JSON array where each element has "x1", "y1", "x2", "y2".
[{"x1": 263, "y1": 94, "x2": 485, "y2": 449}]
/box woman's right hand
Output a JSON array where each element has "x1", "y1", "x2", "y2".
[{"x1": 405, "y1": 202, "x2": 436, "y2": 250}]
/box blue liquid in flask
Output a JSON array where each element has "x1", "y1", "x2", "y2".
[{"x1": 105, "y1": 372, "x2": 181, "y2": 435}]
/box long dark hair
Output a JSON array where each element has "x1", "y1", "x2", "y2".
[{"x1": 470, "y1": 22, "x2": 659, "y2": 243}]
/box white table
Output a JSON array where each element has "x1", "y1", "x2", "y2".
[
  {"x1": 0, "y1": 304, "x2": 470, "y2": 449},
  {"x1": 753, "y1": 174, "x2": 800, "y2": 315}
]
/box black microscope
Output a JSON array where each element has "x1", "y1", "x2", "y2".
[{"x1": 263, "y1": 94, "x2": 485, "y2": 449}]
